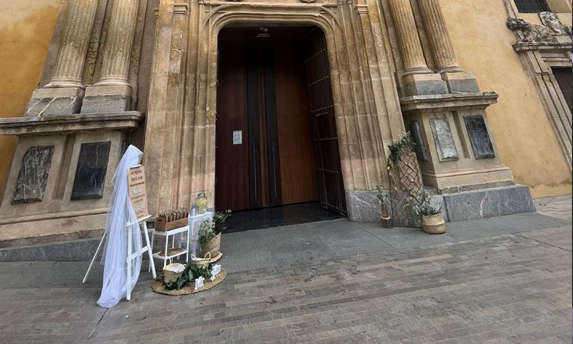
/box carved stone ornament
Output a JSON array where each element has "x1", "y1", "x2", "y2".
[
  {"x1": 300, "y1": 0, "x2": 317, "y2": 3},
  {"x1": 507, "y1": 12, "x2": 572, "y2": 43},
  {"x1": 540, "y1": 12, "x2": 569, "y2": 35}
]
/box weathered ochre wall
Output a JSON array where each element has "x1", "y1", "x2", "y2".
[
  {"x1": 0, "y1": 0, "x2": 62, "y2": 197},
  {"x1": 440, "y1": 0, "x2": 573, "y2": 198}
]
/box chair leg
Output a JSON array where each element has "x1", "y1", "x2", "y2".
[
  {"x1": 82, "y1": 229, "x2": 107, "y2": 284},
  {"x1": 126, "y1": 226, "x2": 133, "y2": 301},
  {"x1": 143, "y1": 222, "x2": 157, "y2": 279},
  {"x1": 149, "y1": 231, "x2": 155, "y2": 273}
]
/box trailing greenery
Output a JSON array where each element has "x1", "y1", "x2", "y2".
[
  {"x1": 411, "y1": 191, "x2": 442, "y2": 221},
  {"x1": 388, "y1": 132, "x2": 416, "y2": 161},
  {"x1": 164, "y1": 264, "x2": 213, "y2": 291},
  {"x1": 212, "y1": 210, "x2": 232, "y2": 235},
  {"x1": 198, "y1": 210, "x2": 232, "y2": 245}
]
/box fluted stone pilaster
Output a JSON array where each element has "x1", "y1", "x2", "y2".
[
  {"x1": 418, "y1": 0, "x2": 480, "y2": 93},
  {"x1": 417, "y1": 0, "x2": 460, "y2": 71},
  {"x1": 81, "y1": 0, "x2": 140, "y2": 113},
  {"x1": 387, "y1": 0, "x2": 447, "y2": 96},
  {"x1": 387, "y1": 0, "x2": 429, "y2": 73},
  {"x1": 97, "y1": 0, "x2": 140, "y2": 85},
  {"x1": 47, "y1": 0, "x2": 99, "y2": 88}
]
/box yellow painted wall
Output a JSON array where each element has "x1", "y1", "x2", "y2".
[
  {"x1": 440, "y1": 0, "x2": 573, "y2": 198},
  {"x1": 0, "y1": 0, "x2": 62, "y2": 196}
]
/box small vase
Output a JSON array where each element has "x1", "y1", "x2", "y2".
[{"x1": 421, "y1": 214, "x2": 446, "y2": 234}]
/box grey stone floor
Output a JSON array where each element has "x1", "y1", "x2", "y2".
[
  {"x1": 0, "y1": 196, "x2": 571, "y2": 344},
  {"x1": 536, "y1": 195, "x2": 572, "y2": 221}
]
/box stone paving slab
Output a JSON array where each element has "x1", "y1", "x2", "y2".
[
  {"x1": 0, "y1": 225, "x2": 571, "y2": 344},
  {"x1": 0, "y1": 196, "x2": 570, "y2": 343},
  {"x1": 536, "y1": 195, "x2": 572, "y2": 221},
  {"x1": 1, "y1": 197, "x2": 570, "y2": 264}
]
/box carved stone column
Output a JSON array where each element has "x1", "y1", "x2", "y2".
[
  {"x1": 46, "y1": 0, "x2": 98, "y2": 88},
  {"x1": 26, "y1": 0, "x2": 99, "y2": 116},
  {"x1": 82, "y1": 0, "x2": 140, "y2": 114},
  {"x1": 417, "y1": 0, "x2": 479, "y2": 93},
  {"x1": 387, "y1": 0, "x2": 447, "y2": 96},
  {"x1": 388, "y1": 0, "x2": 428, "y2": 73}
]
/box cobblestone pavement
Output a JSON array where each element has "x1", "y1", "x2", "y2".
[{"x1": 0, "y1": 198, "x2": 571, "y2": 344}]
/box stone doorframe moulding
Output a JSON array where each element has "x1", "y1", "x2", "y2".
[
  {"x1": 143, "y1": 0, "x2": 408, "y2": 222},
  {"x1": 503, "y1": 0, "x2": 573, "y2": 171}
]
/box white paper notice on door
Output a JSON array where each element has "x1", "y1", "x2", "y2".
[{"x1": 233, "y1": 130, "x2": 243, "y2": 145}]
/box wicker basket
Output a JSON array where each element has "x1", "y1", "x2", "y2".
[
  {"x1": 421, "y1": 214, "x2": 446, "y2": 234},
  {"x1": 190, "y1": 252, "x2": 212, "y2": 269},
  {"x1": 163, "y1": 263, "x2": 186, "y2": 284},
  {"x1": 201, "y1": 233, "x2": 221, "y2": 257}
]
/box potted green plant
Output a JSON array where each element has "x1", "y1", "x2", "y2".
[
  {"x1": 411, "y1": 191, "x2": 446, "y2": 234},
  {"x1": 199, "y1": 210, "x2": 231, "y2": 257}
]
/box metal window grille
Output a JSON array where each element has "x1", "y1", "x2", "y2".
[{"x1": 514, "y1": 0, "x2": 550, "y2": 13}]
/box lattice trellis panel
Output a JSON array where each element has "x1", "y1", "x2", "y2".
[{"x1": 388, "y1": 152, "x2": 424, "y2": 228}]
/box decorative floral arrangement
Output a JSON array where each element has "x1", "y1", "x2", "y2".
[
  {"x1": 198, "y1": 210, "x2": 231, "y2": 245},
  {"x1": 388, "y1": 132, "x2": 416, "y2": 162},
  {"x1": 164, "y1": 264, "x2": 213, "y2": 291},
  {"x1": 212, "y1": 210, "x2": 232, "y2": 235},
  {"x1": 199, "y1": 220, "x2": 216, "y2": 245},
  {"x1": 410, "y1": 191, "x2": 442, "y2": 220}
]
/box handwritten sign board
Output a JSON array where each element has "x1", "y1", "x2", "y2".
[{"x1": 128, "y1": 166, "x2": 149, "y2": 220}]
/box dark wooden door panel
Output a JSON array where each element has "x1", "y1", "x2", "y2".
[
  {"x1": 263, "y1": 46, "x2": 283, "y2": 207},
  {"x1": 246, "y1": 45, "x2": 265, "y2": 209},
  {"x1": 303, "y1": 28, "x2": 347, "y2": 215},
  {"x1": 274, "y1": 42, "x2": 319, "y2": 205},
  {"x1": 215, "y1": 35, "x2": 250, "y2": 211},
  {"x1": 218, "y1": 27, "x2": 339, "y2": 213}
]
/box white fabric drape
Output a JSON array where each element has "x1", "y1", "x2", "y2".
[{"x1": 97, "y1": 146, "x2": 144, "y2": 308}]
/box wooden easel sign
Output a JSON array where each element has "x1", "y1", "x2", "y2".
[
  {"x1": 83, "y1": 164, "x2": 157, "y2": 300},
  {"x1": 128, "y1": 165, "x2": 149, "y2": 220}
]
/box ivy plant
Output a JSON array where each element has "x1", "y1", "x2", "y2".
[{"x1": 388, "y1": 132, "x2": 416, "y2": 162}]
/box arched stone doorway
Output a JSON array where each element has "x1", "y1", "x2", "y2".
[{"x1": 143, "y1": 0, "x2": 405, "y2": 222}]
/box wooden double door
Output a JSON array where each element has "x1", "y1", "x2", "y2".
[{"x1": 215, "y1": 27, "x2": 346, "y2": 215}]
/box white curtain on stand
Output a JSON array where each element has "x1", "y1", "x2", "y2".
[{"x1": 97, "y1": 146, "x2": 144, "y2": 308}]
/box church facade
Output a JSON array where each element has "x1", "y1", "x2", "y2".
[{"x1": 0, "y1": 0, "x2": 571, "y2": 247}]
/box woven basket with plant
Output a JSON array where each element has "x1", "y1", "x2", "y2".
[{"x1": 199, "y1": 211, "x2": 231, "y2": 257}]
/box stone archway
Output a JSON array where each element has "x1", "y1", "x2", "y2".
[{"x1": 143, "y1": 0, "x2": 405, "y2": 222}]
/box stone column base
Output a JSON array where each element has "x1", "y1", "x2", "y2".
[
  {"x1": 26, "y1": 87, "x2": 85, "y2": 117},
  {"x1": 81, "y1": 85, "x2": 134, "y2": 114},
  {"x1": 345, "y1": 184, "x2": 535, "y2": 223},
  {"x1": 441, "y1": 71, "x2": 480, "y2": 94},
  {"x1": 402, "y1": 72, "x2": 449, "y2": 97}
]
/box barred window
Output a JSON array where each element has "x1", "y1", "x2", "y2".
[{"x1": 514, "y1": 0, "x2": 551, "y2": 13}]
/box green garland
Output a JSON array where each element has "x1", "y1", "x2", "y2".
[{"x1": 164, "y1": 264, "x2": 213, "y2": 291}]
